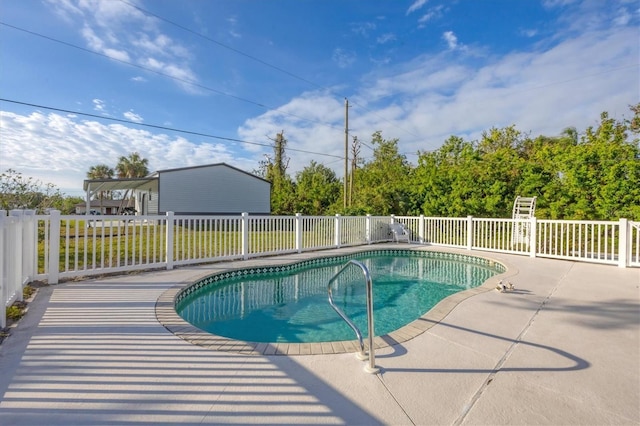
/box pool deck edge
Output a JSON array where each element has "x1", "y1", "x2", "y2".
[{"x1": 156, "y1": 245, "x2": 515, "y2": 355}]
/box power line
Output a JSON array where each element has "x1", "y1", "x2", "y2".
[
  {"x1": 116, "y1": 1, "x2": 423, "y2": 140},
  {"x1": 119, "y1": 0, "x2": 326, "y2": 92},
  {"x1": 0, "y1": 22, "x2": 342, "y2": 132},
  {"x1": 0, "y1": 98, "x2": 344, "y2": 160},
  {"x1": 3, "y1": 13, "x2": 635, "y2": 162}
]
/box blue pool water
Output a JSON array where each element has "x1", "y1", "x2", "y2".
[{"x1": 176, "y1": 250, "x2": 504, "y2": 343}]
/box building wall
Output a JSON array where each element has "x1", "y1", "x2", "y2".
[
  {"x1": 134, "y1": 181, "x2": 159, "y2": 215},
  {"x1": 157, "y1": 164, "x2": 270, "y2": 214}
]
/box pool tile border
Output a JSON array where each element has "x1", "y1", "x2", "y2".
[
  {"x1": 155, "y1": 246, "x2": 513, "y2": 356},
  {"x1": 174, "y1": 249, "x2": 505, "y2": 303}
]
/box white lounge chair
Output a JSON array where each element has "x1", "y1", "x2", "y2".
[{"x1": 390, "y1": 222, "x2": 411, "y2": 243}]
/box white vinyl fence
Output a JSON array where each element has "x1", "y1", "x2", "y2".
[
  {"x1": 2, "y1": 210, "x2": 638, "y2": 327},
  {"x1": 1, "y1": 210, "x2": 37, "y2": 328}
]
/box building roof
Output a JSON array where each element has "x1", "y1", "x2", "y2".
[
  {"x1": 156, "y1": 162, "x2": 270, "y2": 184},
  {"x1": 83, "y1": 177, "x2": 156, "y2": 193},
  {"x1": 82, "y1": 163, "x2": 268, "y2": 193}
]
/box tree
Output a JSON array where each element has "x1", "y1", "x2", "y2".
[
  {"x1": 350, "y1": 131, "x2": 411, "y2": 215},
  {"x1": 348, "y1": 136, "x2": 363, "y2": 207},
  {"x1": 517, "y1": 133, "x2": 576, "y2": 219},
  {"x1": 626, "y1": 102, "x2": 640, "y2": 134},
  {"x1": 0, "y1": 169, "x2": 64, "y2": 213},
  {"x1": 412, "y1": 135, "x2": 481, "y2": 216},
  {"x1": 87, "y1": 164, "x2": 115, "y2": 182},
  {"x1": 115, "y1": 152, "x2": 149, "y2": 213},
  {"x1": 250, "y1": 106, "x2": 637, "y2": 220},
  {"x1": 86, "y1": 164, "x2": 115, "y2": 214},
  {"x1": 474, "y1": 126, "x2": 528, "y2": 216},
  {"x1": 53, "y1": 195, "x2": 84, "y2": 214},
  {"x1": 294, "y1": 161, "x2": 341, "y2": 215},
  {"x1": 115, "y1": 152, "x2": 149, "y2": 179},
  {"x1": 575, "y1": 111, "x2": 639, "y2": 219},
  {"x1": 258, "y1": 132, "x2": 296, "y2": 214}
]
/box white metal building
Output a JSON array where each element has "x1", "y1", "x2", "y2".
[{"x1": 83, "y1": 163, "x2": 271, "y2": 215}]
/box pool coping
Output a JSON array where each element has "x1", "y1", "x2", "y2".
[{"x1": 155, "y1": 245, "x2": 515, "y2": 355}]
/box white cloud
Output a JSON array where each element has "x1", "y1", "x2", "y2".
[
  {"x1": 417, "y1": 5, "x2": 445, "y2": 26},
  {"x1": 85, "y1": 0, "x2": 148, "y2": 27},
  {"x1": 542, "y1": 0, "x2": 578, "y2": 9},
  {"x1": 520, "y1": 28, "x2": 539, "y2": 38},
  {"x1": 123, "y1": 111, "x2": 143, "y2": 123},
  {"x1": 442, "y1": 31, "x2": 459, "y2": 50},
  {"x1": 226, "y1": 16, "x2": 241, "y2": 38},
  {"x1": 3, "y1": 1, "x2": 638, "y2": 195},
  {"x1": 377, "y1": 33, "x2": 396, "y2": 44},
  {"x1": 237, "y1": 23, "x2": 638, "y2": 174},
  {"x1": 0, "y1": 111, "x2": 254, "y2": 196},
  {"x1": 46, "y1": 0, "x2": 83, "y2": 22},
  {"x1": 550, "y1": 0, "x2": 635, "y2": 34},
  {"x1": 46, "y1": 0, "x2": 198, "y2": 93},
  {"x1": 131, "y1": 33, "x2": 191, "y2": 59},
  {"x1": 351, "y1": 22, "x2": 377, "y2": 37},
  {"x1": 78, "y1": 20, "x2": 131, "y2": 63},
  {"x1": 92, "y1": 99, "x2": 106, "y2": 112},
  {"x1": 407, "y1": 0, "x2": 428, "y2": 15},
  {"x1": 332, "y1": 48, "x2": 357, "y2": 69},
  {"x1": 104, "y1": 48, "x2": 131, "y2": 63},
  {"x1": 613, "y1": 6, "x2": 632, "y2": 25},
  {"x1": 137, "y1": 56, "x2": 200, "y2": 94},
  {"x1": 237, "y1": 92, "x2": 345, "y2": 175}
]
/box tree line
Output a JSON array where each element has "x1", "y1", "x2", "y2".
[
  {"x1": 0, "y1": 169, "x2": 78, "y2": 213},
  {"x1": 260, "y1": 104, "x2": 639, "y2": 220},
  {"x1": 2, "y1": 105, "x2": 637, "y2": 220}
]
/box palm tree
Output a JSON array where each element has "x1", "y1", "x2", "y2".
[
  {"x1": 116, "y1": 152, "x2": 150, "y2": 179},
  {"x1": 86, "y1": 164, "x2": 114, "y2": 214},
  {"x1": 115, "y1": 152, "x2": 149, "y2": 214}
]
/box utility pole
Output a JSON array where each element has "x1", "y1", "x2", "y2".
[{"x1": 344, "y1": 98, "x2": 349, "y2": 209}]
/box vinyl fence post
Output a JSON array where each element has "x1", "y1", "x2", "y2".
[
  {"x1": 466, "y1": 216, "x2": 473, "y2": 250},
  {"x1": 21, "y1": 210, "x2": 36, "y2": 285},
  {"x1": 47, "y1": 210, "x2": 61, "y2": 284},
  {"x1": 165, "y1": 211, "x2": 174, "y2": 270},
  {"x1": 295, "y1": 213, "x2": 302, "y2": 253},
  {"x1": 242, "y1": 212, "x2": 249, "y2": 260},
  {"x1": 9, "y1": 210, "x2": 24, "y2": 301},
  {"x1": 618, "y1": 218, "x2": 628, "y2": 268},
  {"x1": 335, "y1": 214, "x2": 341, "y2": 248},
  {"x1": 0, "y1": 211, "x2": 6, "y2": 329},
  {"x1": 529, "y1": 217, "x2": 537, "y2": 258},
  {"x1": 419, "y1": 215, "x2": 425, "y2": 244},
  {"x1": 390, "y1": 215, "x2": 396, "y2": 242},
  {"x1": 366, "y1": 214, "x2": 371, "y2": 244}
]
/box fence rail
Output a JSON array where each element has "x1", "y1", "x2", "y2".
[{"x1": 2, "y1": 210, "x2": 638, "y2": 327}]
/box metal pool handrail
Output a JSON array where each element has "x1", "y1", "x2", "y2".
[{"x1": 327, "y1": 259, "x2": 379, "y2": 374}]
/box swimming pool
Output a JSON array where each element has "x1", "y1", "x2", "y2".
[{"x1": 175, "y1": 249, "x2": 505, "y2": 344}]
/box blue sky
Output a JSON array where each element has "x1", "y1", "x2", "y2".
[{"x1": 1, "y1": 0, "x2": 638, "y2": 196}]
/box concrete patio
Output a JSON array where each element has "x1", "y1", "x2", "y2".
[{"x1": 1, "y1": 245, "x2": 638, "y2": 425}]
